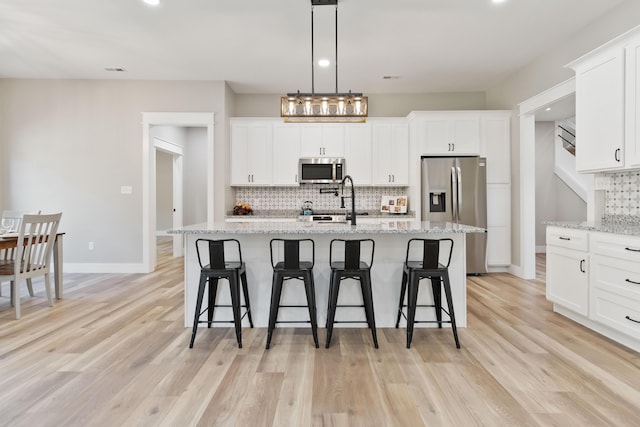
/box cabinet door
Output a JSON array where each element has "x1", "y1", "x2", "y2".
[
  {"x1": 230, "y1": 122, "x2": 272, "y2": 186},
  {"x1": 273, "y1": 124, "x2": 301, "y2": 186},
  {"x1": 372, "y1": 123, "x2": 409, "y2": 185},
  {"x1": 300, "y1": 124, "x2": 344, "y2": 157},
  {"x1": 574, "y1": 48, "x2": 625, "y2": 172},
  {"x1": 486, "y1": 183, "x2": 511, "y2": 267},
  {"x1": 626, "y1": 36, "x2": 640, "y2": 168},
  {"x1": 546, "y1": 245, "x2": 589, "y2": 316},
  {"x1": 344, "y1": 124, "x2": 372, "y2": 185},
  {"x1": 422, "y1": 115, "x2": 480, "y2": 155},
  {"x1": 482, "y1": 114, "x2": 511, "y2": 184},
  {"x1": 247, "y1": 124, "x2": 272, "y2": 185}
]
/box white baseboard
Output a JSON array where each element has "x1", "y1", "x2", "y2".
[{"x1": 63, "y1": 263, "x2": 147, "y2": 274}]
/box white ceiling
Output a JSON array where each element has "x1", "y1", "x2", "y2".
[{"x1": 0, "y1": 0, "x2": 626, "y2": 96}]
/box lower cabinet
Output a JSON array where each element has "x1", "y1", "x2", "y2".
[
  {"x1": 545, "y1": 227, "x2": 640, "y2": 351},
  {"x1": 546, "y1": 227, "x2": 589, "y2": 316}
]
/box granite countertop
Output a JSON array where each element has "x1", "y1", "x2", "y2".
[
  {"x1": 545, "y1": 215, "x2": 640, "y2": 236},
  {"x1": 169, "y1": 220, "x2": 485, "y2": 235}
]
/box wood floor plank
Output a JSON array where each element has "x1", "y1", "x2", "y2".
[{"x1": 1, "y1": 246, "x2": 640, "y2": 426}]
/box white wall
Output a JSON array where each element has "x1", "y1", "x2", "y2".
[
  {"x1": 486, "y1": 0, "x2": 640, "y2": 267},
  {"x1": 156, "y1": 150, "x2": 173, "y2": 231},
  {"x1": 0, "y1": 79, "x2": 229, "y2": 267},
  {"x1": 184, "y1": 127, "x2": 208, "y2": 225}
]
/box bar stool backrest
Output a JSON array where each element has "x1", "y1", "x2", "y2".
[
  {"x1": 270, "y1": 238, "x2": 315, "y2": 270},
  {"x1": 195, "y1": 238, "x2": 242, "y2": 269},
  {"x1": 405, "y1": 238, "x2": 454, "y2": 269},
  {"x1": 330, "y1": 238, "x2": 375, "y2": 269}
]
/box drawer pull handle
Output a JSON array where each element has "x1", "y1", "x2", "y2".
[
  {"x1": 579, "y1": 259, "x2": 585, "y2": 273},
  {"x1": 625, "y1": 247, "x2": 640, "y2": 252},
  {"x1": 558, "y1": 237, "x2": 571, "y2": 241},
  {"x1": 626, "y1": 316, "x2": 640, "y2": 324},
  {"x1": 625, "y1": 278, "x2": 640, "y2": 285}
]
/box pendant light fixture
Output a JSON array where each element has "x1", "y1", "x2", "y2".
[{"x1": 281, "y1": 0, "x2": 368, "y2": 122}]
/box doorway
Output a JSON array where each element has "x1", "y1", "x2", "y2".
[
  {"x1": 154, "y1": 136, "x2": 184, "y2": 257},
  {"x1": 142, "y1": 112, "x2": 215, "y2": 273}
]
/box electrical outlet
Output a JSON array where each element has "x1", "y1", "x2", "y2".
[
  {"x1": 120, "y1": 185, "x2": 132, "y2": 194},
  {"x1": 88, "y1": 241, "x2": 95, "y2": 251}
]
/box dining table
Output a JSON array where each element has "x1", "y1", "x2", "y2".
[{"x1": 0, "y1": 233, "x2": 64, "y2": 299}]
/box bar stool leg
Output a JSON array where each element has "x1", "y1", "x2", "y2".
[
  {"x1": 395, "y1": 270, "x2": 408, "y2": 328},
  {"x1": 229, "y1": 272, "x2": 243, "y2": 348},
  {"x1": 304, "y1": 271, "x2": 320, "y2": 349},
  {"x1": 266, "y1": 274, "x2": 284, "y2": 350},
  {"x1": 360, "y1": 270, "x2": 378, "y2": 349},
  {"x1": 406, "y1": 273, "x2": 420, "y2": 349},
  {"x1": 441, "y1": 273, "x2": 460, "y2": 349},
  {"x1": 207, "y1": 278, "x2": 219, "y2": 328},
  {"x1": 240, "y1": 270, "x2": 254, "y2": 327},
  {"x1": 189, "y1": 274, "x2": 208, "y2": 348},
  {"x1": 430, "y1": 277, "x2": 443, "y2": 328},
  {"x1": 325, "y1": 271, "x2": 341, "y2": 348}
]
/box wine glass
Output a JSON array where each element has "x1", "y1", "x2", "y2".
[{"x1": 1, "y1": 218, "x2": 15, "y2": 233}]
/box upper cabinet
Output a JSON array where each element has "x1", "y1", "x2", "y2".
[
  {"x1": 412, "y1": 112, "x2": 481, "y2": 155},
  {"x1": 371, "y1": 120, "x2": 409, "y2": 186},
  {"x1": 300, "y1": 124, "x2": 345, "y2": 157},
  {"x1": 567, "y1": 26, "x2": 640, "y2": 172},
  {"x1": 230, "y1": 120, "x2": 273, "y2": 186},
  {"x1": 273, "y1": 123, "x2": 301, "y2": 186},
  {"x1": 480, "y1": 112, "x2": 511, "y2": 184},
  {"x1": 344, "y1": 123, "x2": 372, "y2": 185}
]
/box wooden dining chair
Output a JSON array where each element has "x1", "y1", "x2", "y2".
[
  {"x1": 0, "y1": 212, "x2": 62, "y2": 319},
  {"x1": 0, "y1": 210, "x2": 41, "y2": 297}
]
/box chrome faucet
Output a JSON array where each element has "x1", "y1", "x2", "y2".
[{"x1": 340, "y1": 175, "x2": 356, "y2": 226}]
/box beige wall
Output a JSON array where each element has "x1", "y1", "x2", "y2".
[{"x1": 0, "y1": 79, "x2": 227, "y2": 265}]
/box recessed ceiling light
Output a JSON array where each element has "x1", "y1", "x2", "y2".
[
  {"x1": 546, "y1": 107, "x2": 551, "y2": 111},
  {"x1": 143, "y1": 0, "x2": 160, "y2": 6},
  {"x1": 318, "y1": 59, "x2": 330, "y2": 67},
  {"x1": 492, "y1": 0, "x2": 508, "y2": 4}
]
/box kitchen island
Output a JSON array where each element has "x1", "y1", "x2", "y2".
[{"x1": 170, "y1": 220, "x2": 485, "y2": 329}]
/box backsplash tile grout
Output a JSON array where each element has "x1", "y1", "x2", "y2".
[{"x1": 603, "y1": 170, "x2": 640, "y2": 216}]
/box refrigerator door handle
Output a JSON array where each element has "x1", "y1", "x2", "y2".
[
  {"x1": 450, "y1": 166, "x2": 458, "y2": 222},
  {"x1": 456, "y1": 166, "x2": 462, "y2": 223}
]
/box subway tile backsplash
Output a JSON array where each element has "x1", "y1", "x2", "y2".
[
  {"x1": 236, "y1": 185, "x2": 408, "y2": 212},
  {"x1": 603, "y1": 170, "x2": 640, "y2": 216}
]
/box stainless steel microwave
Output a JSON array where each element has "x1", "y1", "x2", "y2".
[{"x1": 298, "y1": 157, "x2": 345, "y2": 184}]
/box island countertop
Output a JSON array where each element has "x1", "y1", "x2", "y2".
[{"x1": 169, "y1": 220, "x2": 486, "y2": 235}]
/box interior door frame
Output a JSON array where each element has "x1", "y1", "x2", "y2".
[
  {"x1": 154, "y1": 136, "x2": 184, "y2": 257},
  {"x1": 142, "y1": 112, "x2": 215, "y2": 272},
  {"x1": 518, "y1": 78, "x2": 577, "y2": 279}
]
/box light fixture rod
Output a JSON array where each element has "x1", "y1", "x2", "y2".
[
  {"x1": 311, "y1": 5, "x2": 315, "y2": 95},
  {"x1": 335, "y1": 5, "x2": 338, "y2": 94}
]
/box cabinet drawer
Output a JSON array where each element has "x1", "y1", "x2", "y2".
[
  {"x1": 591, "y1": 232, "x2": 640, "y2": 261},
  {"x1": 590, "y1": 289, "x2": 640, "y2": 339},
  {"x1": 591, "y1": 255, "x2": 640, "y2": 301},
  {"x1": 546, "y1": 227, "x2": 588, "y2": 251}
]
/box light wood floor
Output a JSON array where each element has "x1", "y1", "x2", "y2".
[{"x1": 1, "y1": 243, "x2": 639, "y2": 426}]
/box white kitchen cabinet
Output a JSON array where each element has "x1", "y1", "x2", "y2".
[
  {"x1": 371, "y1": 121, "x2": 409, "y2": 185},
  {"x1": 273, "y1": 123, "x2": 301, "y2": 186},
  {"x1": 230, "y1": 120, "x2": 272, "y2": 186},
  {"x1": 486, "y1": 183, "x2": 511, "y2": 267},
  {"x1": 300, "y1": 124, "x2": 344, "y2": 157},
  {"x1": 546, "y1": 227, "x2": 589, "y2": 316},
  {"x1": 567, "y1": 27, "x2": 640, "y2": 172},
  {"x1": 481, "y1": 112, "x2": 511, "y2": 184},
  {"x1": 344, "y1": 123, "x2": 372, "y2": 185},
  {"x1": 419, "y1": 113, "x2": 480, "y2": 155},
  {"x1": 590, "y1": 232, "x2": 640, "y2": 340}
]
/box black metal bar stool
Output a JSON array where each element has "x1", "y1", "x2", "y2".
[
  {"x1": 395, "y1": 238, "x2": 460, "y2": 349},
  {"x1": 326, "y1": 238, "x2": 378, "y2": 349},
  {"x1": 266, "y1": 238, "x2": 319, "y2": 349},
  {"x1": 189, "y1": 238, "x2": 253, "y2": 349}
]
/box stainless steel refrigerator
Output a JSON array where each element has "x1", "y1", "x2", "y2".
[{"x1": 421, "y1": 156, "x2": 487, "y2": 275}]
